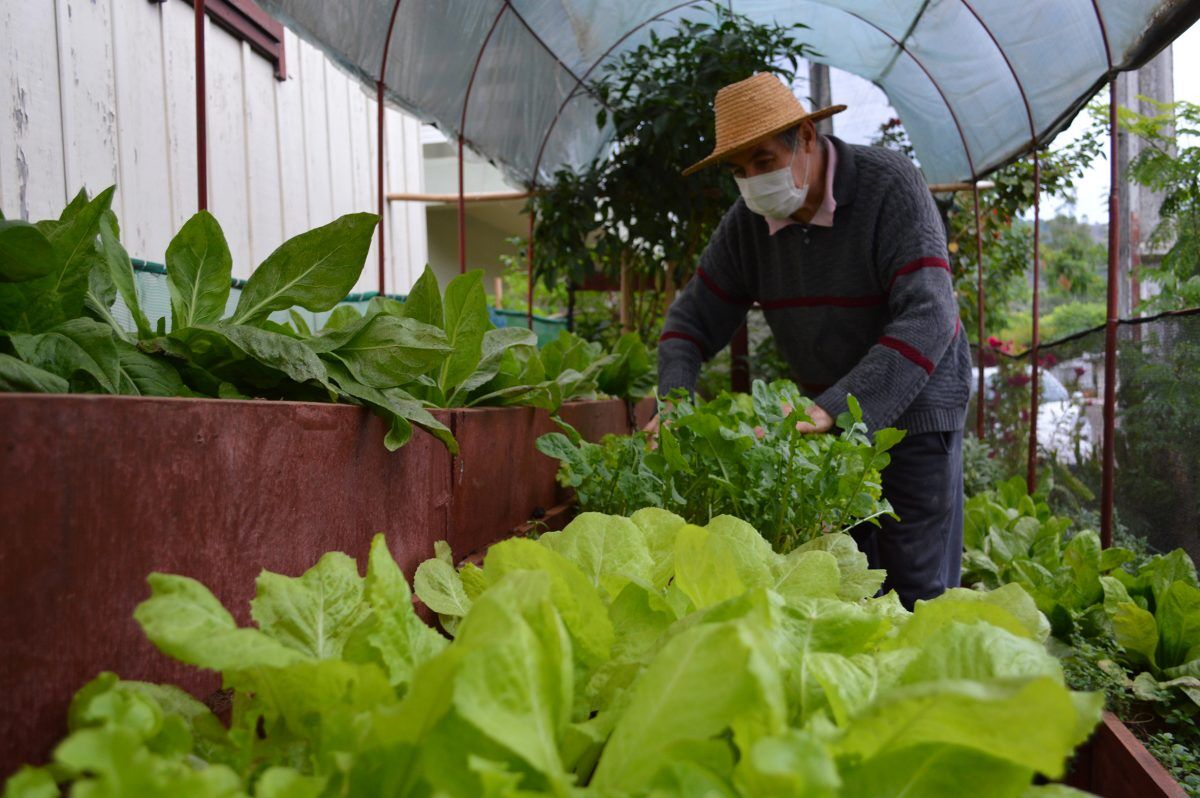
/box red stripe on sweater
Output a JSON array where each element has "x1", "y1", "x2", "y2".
[
  {"x1": 887, "y1": 257, "x2": 950, "y2": 292},
  {"x1": 659, "y1": 330, "x2": 704, "y2": 354},
  {"x1": 879, "y1": 335, "x2": 935, "y2": 375},
  {"x1": 759, "y1": 294, "x2": 884, "y2": 310},
  {"x1": 696, "y1": 267, "x2": 752, "y2": 307}
]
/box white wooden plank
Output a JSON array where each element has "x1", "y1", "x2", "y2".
[
  {"x1": 0, "y1": 1, "x2": 66, "y2": 220},
  {"x1": 274, "y1": 28, "x2": 310, "y2": 239},
  {"x1": 59, "y1": 0, "x2": 121, "y2": 216},
  {"x1": 160, "y1": 0, "x2": 198, "y2": 232},
  {"x1": 402, "y1": 113, "x2": 429, "y2": 289},
  {"x1": 348, "y1": 81, "x2": 376, "y2": 293},
  {"x1": 241, "y1": 41, "x2": 284, "y2": 267},
  {"x1": 204, "y1": 20, "x2": 251, "y2": 276},
  {"x1": 109, "y1": 0, "x2": 173, "y2": 262},
  {"x1": 323, "y1": 59, "x2": 355, "y2": 221},
  {"x1": 298, "y1": 40, "x2": 332, "y2": 227},
  {"x1": 384, "y1": 107, "x2": 409, "y2": 292}
]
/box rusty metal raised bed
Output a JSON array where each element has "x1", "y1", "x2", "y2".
[{"x1": 0, "y1": 392, "x2": 653, "y2": 774}]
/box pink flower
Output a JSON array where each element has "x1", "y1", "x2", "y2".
[
  {"x1": 1007, "y1": 374, "x2": 1032, "y2": 387},
  {"x1": 754, "y1": 426, "x2": 766, "y2": 440}
]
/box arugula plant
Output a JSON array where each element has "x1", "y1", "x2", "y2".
[
  {"x1": 8, "y1": 511, "x2": 1100, "y2": 797},
  {"x1": 537, "y1": 379, "x2": 905, "y2": 551},
  {"x1": 964, "y1": 476, "x2": 1200, "y2": 721}
]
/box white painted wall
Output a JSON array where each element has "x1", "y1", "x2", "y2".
[{"x1": 0, "y1": 0, "x2": 428, "y2": 294}]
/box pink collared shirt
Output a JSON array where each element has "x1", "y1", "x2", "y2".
[{"x1": 765, "y1": 136, "x2": 838, "y2": 235}]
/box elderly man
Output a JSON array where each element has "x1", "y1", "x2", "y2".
[{"x1": 658, "y1": 72, "x2": 971, "y2": 609}]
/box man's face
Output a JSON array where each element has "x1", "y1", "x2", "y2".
[{"x1": 724, "y1": 123, "x2": 814, "y2": 181}]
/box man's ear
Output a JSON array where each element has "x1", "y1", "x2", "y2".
[{"x1": 799, "y1": 120, "x2": 817, "y2": 150}]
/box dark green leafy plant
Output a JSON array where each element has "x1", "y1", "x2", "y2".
[
  {"x1": 1119, "y1": 98, "x2": 1200, "y2": 313},
  {"x1": 537, "y1": 379, "x2": 904, "y2": 551},
  {"x1": 0, "y1": 190, "x2": 655, "y2": 453},
  {"x1": 6, "y1": 512, "x2": 1101, "y2": 797},
  {"x1": 530, "y1": 3, "x2": 809, "y2": 305},
  {"x1": 964, "y1": 476, "x2": 1200, "y2": 721}
]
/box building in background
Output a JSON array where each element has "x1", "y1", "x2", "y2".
[
  {"x1": 0, "y1": 0, "x2": 427, "y2": 296},
  {"x1": 417, "y1": 126, "x2": 529, "y2": 296}
]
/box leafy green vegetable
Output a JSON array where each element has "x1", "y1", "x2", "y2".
[
  {"x1": 538, "y1": 379, "x2": 904, "y2": 551},
  {"x1": 964, "y1": 475, "x2": 1200, "y2": 721},
  {"x1": 10, "y1": 514, "x2": 1100, "y2": 797},
  {"x1": 1, "y1": 189, "x2": 649, "y2": 454},
  {"x1": 165, "y1": 211, "x2": 233, "y2": 330},
  {"x1": 230, "y1": 213, "x2": 378, "y2": 325}
]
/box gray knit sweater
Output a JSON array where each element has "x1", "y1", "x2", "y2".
[{"x1": 659, "y1": 135, "x2": 971, "y2": 435}]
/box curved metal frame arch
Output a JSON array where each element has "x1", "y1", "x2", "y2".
[
  {"x1": 524, "y1": 0, "x2": 985, "y2": 328},
  {"x1": 956, "y1": 1, "x2": 1043, "y2": 491},
  {"x1": 1087, "y1": 0, "x2": 1120, "y2": 549},
  {"x1": 375, "y1": 0, "x2": 405, "y2": 296}
]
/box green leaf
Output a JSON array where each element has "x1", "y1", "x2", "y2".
[
  {"x1": 0, "y1": 352, "x2": 69, "y2": 393},
  {"x1": 482, "y1": 537, "x2": 614, "y2": 667},
  {"x1": 321, "y1": 304, "x2": 362, "y2": 331},
  {"x1": 1155, "y1": 581, "x2": 1200, "y2": 668},
  {"x1": 96, "y1": 218, "x2": 152, "y2": 339},
  {"x1": 0, "y1": 187, "x2": 115, "y2": 333},
  {"x1": 452, "y1": 326, "x2": 538, "y2": 402},
  {"x1": 255, "y1": 768, "x2": 327, "y2": 798},
  {"x1": 328, "y1": 314, "x2": 450, "y2": 388},
  {"x1": 134, "y1": 573, "x2": 306, "y2": 672},
  {"x1": 114, "y1": 341, "x2": 186, "y2": 396},
  {"x1": 733, "y1": 729, "x2": 840, "y2": 798},
  {"x1": 165, "y1": 211, "x2": 232, "y2": 330},
  {"x1": 835, "y1": 677, "x2": 1101, "y2": 779},
  {"x1": 322, "y1": 357, "x2": 457, "y2": 453},
  {"x1": 2, "y1": 767, "x2": 59, "y2": 798},
  {"x1": 445, "y1": 572, "x2": 574, "y2": 790},
  {"x1": 399, "y1": 265, "x2": 444, "y2": 328},
  {"x1": 437, "y1": 270, "x2": 490, "y2": 394},
  {"x1": 591, "y1": 619, "x2": 780, "y2": 791},
  {"x1": 250, "y1": 551, "x2": 372, "y2": 660},
  {"x1": 629, "y1": 507, "x2": 687, "y2": 588},
  {"x1": 0, "y1": 219, "x2": 55, "y2": 282},
  {"x1": 10, "y1": 317, "x2": 120, "y2": 393},
  {"x1": 414, "y1": 558, "x2": 472, "y2": 619},
  {"x1": 352, "y1": 534, "x2": 447, "y2": 690},
  {"x1": 231, "y1": 213, "x2": 377, "y2": 325},
  {"x1": 1110, "y1": 600, "x2": 1160, "y2": 670},
  {"x1": 538, "y1": 512, "x2": 655, "y2": 600},
  {"x1": 166, "y1": 323, "x2": 329, "y2": 391},
  {"x1": 773, "y1": 549, "x2": 841, "y2": 601}
]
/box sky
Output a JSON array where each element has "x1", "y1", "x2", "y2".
[{"x1": 822, "y1": 20, "x2": 1200, "y2": 224}]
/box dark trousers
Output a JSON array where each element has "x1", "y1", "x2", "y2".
[{"x1": 850, "y1": 428, "x2": 964, "y2": 610}]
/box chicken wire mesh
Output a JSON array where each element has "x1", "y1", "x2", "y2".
[{"x1": 968, "y1": 308, "x2": 1200, "y2": 564}]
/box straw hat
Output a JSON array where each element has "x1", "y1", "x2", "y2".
[{"x1": 682, "y1": 72, "x2": 847, "y2": 176}]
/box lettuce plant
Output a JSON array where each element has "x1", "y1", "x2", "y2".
[
  {"x1": 6, "y1": 511, "x2": 1100, "y2": 797},
  {"x1": 537, "y1": 380, "x2": 904, "y2": 550},
  {"x1": 964, "y1": 476, "x2": 1200, "y2": 718}
]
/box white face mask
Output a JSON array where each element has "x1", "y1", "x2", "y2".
[{"x1": 734, "y1": 138, "x2": 811, "y2": 220}]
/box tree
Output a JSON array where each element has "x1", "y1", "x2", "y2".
[
  {"x1": 528, "y1": 3, "x2": 810, "y2": 340},
  {"x1": 1119, "y1": 98, "x2": 1200, "y2": 313}
]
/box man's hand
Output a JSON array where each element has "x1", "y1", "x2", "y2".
[
  {"x1": 795, "y1": 404, "x2": 834, "y2": 433},
  {"x1": 781, "y1": 401, "x2": 833, "y2": 434},
  {"x1": 643, "y1": 413, "x2": 661, "y2": 449}
]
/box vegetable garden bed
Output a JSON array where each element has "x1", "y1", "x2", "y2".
[
  {"x1": 1067, "y1": 712, "x2": 1189, "y2": 798},
  {"x1": 0, "y1": 391, "x2": 652, "y2": 774}
]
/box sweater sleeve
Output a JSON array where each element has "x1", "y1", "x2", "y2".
[
  {"x1": 657, "y1": 207, "x2": 753, "y2": 397},
  {"x1": 815, "y1": 160, "x2": 960, "y2": 431}
]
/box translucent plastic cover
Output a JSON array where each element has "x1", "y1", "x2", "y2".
[{"x1": 259, "y1": 0, "x2": 1195, "y2": 185}]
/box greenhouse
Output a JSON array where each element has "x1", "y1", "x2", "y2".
[{"x1": 3, "y1": 0, "x2": 1200, "y2": 795}]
